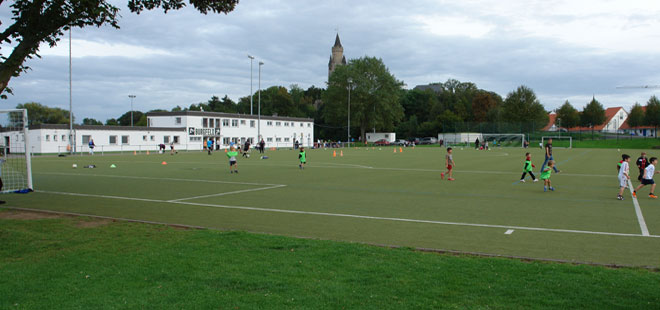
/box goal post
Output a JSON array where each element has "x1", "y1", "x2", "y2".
[
  {"x1": 541, "y1": 136, "x2": 572, "y2": 149},
  {"x1": 0, "y1": 109, "x2": 33, "y2": 193},
  {"x1": 438, "y1": 133, "x2": 526, "y2": 148},
  {"x1": 481, "y1": 133, "x2": 526, "y2": 148}
]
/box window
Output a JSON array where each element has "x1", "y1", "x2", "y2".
[
  {"x1": 203, "y1": 118, "x2": 208, "y2": 128},
  {"x1": 223, "y1": 137, "x2": 230, "y2": 145},
  {"x1": 284, "y1": 137, "x2": 290, "y2": 142},
  {"x1": 276, "y1": 137, "x2": 282, "y2": 142},
  {"x1": 121, "y1": 136, "x2": 129, "y2": 144},
  {"x1": 62, "y1": 135, "x2": 66, "y2": 141},
  {"x1": 231, "y1": 137, "x2": 239, "y2": 144},
  {"x1": 250, "y1": 120, "x2": 256, "y2": 128},
  {"x1": 291, "y1": 122, "x2": 295, "y2": 126},
  {"x1": 307, "y1": 123, "x2": 311, "y2": 127},
  {"x1": 284, "y1": 122, "x2": 289, "y2": 127},
  {"x1": 232, "y1": 119, "x2": 238, "y2": 127},
  {"x1": 240, "y1": 120, "x2": 246, "y2": 125},
  {"x1": 45, "y1": 135, "x2": 50, "y2": 141},
  {"x1": 267, "y1": 121, "x2": 273, "y2": 126},
  {"x1": 164, "y1": 136, "x2": 170, "y2": 143},
  {"x1": 215, "y1": 119, "x2": 220, "y2": 128},
  {"x1": 300, "y1": 123, "x2": 303, "y2": 127},
  {"x1": 53, "y1": 135, "x2": 58, "y2": 141},
  {"x1": 82, "y1": 135, "x2": 91, "y2": 144},
  {"x1": 175, "y1": 117, "x2": 182, "y2": 125},
  {"x1": 267, "y1": 137, "x2": 273, "y2": 142},
  {"x1": 223, "y1": 119, "x2": 230, "y2": 126},
  {"x1": 143, "y1": 135, "x2": 147, "y2": 141},
  {"x1": 150, "y1": 135, "x2": 155, "y2": 141},
  {"x1": 190, "y1": 137, "x2": 201, "y2": 142},
  {"x1": 109, "y1": 136, "x2": 117, "y2": 144},
  {"x1": 173, "y1": 136, "x2": 180, "y2": 144},
  {"x1": 276, "y1": 122, "x2": 281, "y2": 126}
]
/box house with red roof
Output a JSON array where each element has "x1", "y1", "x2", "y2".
[
  {"x1": 542, "y1": 107, "x2": 628, "y2": 133},
  {"x1": 618, "y1": 106, "x2": 656, "y2": 137}
]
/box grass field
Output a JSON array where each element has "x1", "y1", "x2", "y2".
[
  {"x1": 4, "y1": 145, "x2": 660, "y2": 267},
  {"x1": 2, "y1": 212, "x2": 659, "y2": 309}
]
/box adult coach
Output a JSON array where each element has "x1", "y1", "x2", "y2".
[{"x1": 540, "y1": 138, "x2": 560, "y2": 174}]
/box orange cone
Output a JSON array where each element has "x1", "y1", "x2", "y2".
[
  {"x1": 133, "y1": 150, "x2": 137, "y2": 155},
  {"x1": 333, "y1": 150, "x2": 337, "y2": 157},
  {"x1": 399, "y1": 147, "x2": 403, "y2": 153},
  {"x1": 340, "y1": 150, "x2": 343, "y2": 157},
  {"x1": 146, "y1": 150, "x2": 150, "y2": 155},
  {"x1": 224, "y1": 149, "x2": 228, "y2": 153},
  {"x1": 161, "y1": 161, "x2": 167, "y2": 165},
  {"x1": 394, "y1": 148, "x2": 397, "y2": 153}
]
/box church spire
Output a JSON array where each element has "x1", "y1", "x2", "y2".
[{"x1": 334, "y1": 33, "x2": 342, "y2": 48}]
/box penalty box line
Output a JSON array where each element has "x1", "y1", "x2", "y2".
[
  {"x1": 628, "y1": 179, "x2": 650, "y2": 236},
  {"x1": 35, "y1": 190, "x2": 660, "y2": 239},
  {"x1": 167, "y1": 185, "x2": 286, "y2": 202}
]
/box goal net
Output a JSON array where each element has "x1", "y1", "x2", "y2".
[
  {"x1": 482, "y1": 133, "x2": 525, "y2": 148},
  {"x1": 541, "y1": 136, "x2": 572, "y2": 149},
  {"x1": 440, "y1": 133, "x2": 525, "y2": 148},
  {"x1": 0, "y1": 109, "x2": 33, "y2": 193}
]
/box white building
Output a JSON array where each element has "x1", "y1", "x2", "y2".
[
  {"x1": 365, "y1": 132, "x2": 396, "y2": 143},
  {"x1": 0, "y1": 112, "x2": 314, "y2": 154}
]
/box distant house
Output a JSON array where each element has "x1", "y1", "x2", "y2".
[
  {"x1": 542, "y1": 107, "x2": 628, "y2": 133},
  {"x1": 619, "y1": 106, "x2": 656, "y2": 137}
]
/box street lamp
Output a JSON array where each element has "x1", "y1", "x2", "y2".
[
  {"x1": 128, "y1": 95, "x2": 136, "y2": 127},
  {"x1": 347, "y1": 78, "x2": 352, "y2": 147},
  {"x1": 248, "y1": 55, "x2": 254, "y2": 115},
  {"x1": 258, "y1": 61, "x2": 264, "y2": 142}
]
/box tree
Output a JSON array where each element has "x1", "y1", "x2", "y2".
[
  {"x1": 0, "y1": 0, "x2": 239, "y2": 98},
  {"x1": 555, "y1": 100, "x2": 580, "y2": 129},
  {"x1": 105, "y1": 118, "x2": 119, "y2": 126},
  {"x1": 627, "y1": 103, "x2": 645, "y2": 132},
  {"x1": 501, "y1": 85, "x2": 548, "y2": 131},
  {"x1": 471, "y1": 91, "x2": 498, "y2": 123},
  {"x1": 324, "y1": 56, "x2": 404, "y2": 142},
  {"x1": 117, "y1": 111, "x2": 144, "y2": 126},
  {"x1": 16, "y1": 102, "x2": 70, "y2": 125},
  {"x1": 580, "y1": 97, "x2": 606, "y2": 133},
  {"x1": 644, "y1": 95, "x2": 660, "y2": 134},
  {"x1": 82, "y1": 118, "x2": 102, "y2": 125}
]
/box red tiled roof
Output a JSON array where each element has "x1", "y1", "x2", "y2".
[
  {"x1": 620, "y1": 107, "x2": 653, "y2": 130},
  {"x1": 565, "y1": 107, "x2": 623, "y2": 132},
  {"x1": 541, "y1": 113, "x2": 557, "y2": 131}
]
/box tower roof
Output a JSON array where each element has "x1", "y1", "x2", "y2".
[{"x1": 334, "y1": 33, "x2": 342, "y2": 48}]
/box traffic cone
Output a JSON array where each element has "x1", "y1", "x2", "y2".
[
  {"x1": 224, "y1": 149, "x2": 228, "y2": 153},
  {"x1": 333, "y1": 150, "x2": 337, "y2": 157},
  {"x1": 162, "y1": 161, "x2": 167, "y2": 165},
  {"x1": 146, "y1": 150, "x2": 150, "y2": 155},
  {"x1": 133, "y1": 150, "x2": 136, "y2": 155},
  {"x1": 394, "y1": 148, "x2": 397, "y2": 153},
  {"x1": 340, "y1": 150, "x2": 343, "y2": 157},
  {"x1": 399, "y1": 147, "x2": 403, "y2": 153}
]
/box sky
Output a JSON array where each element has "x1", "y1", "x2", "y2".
[{"x1": 2, "y1": 0, "x2": 660, "y2": 122}]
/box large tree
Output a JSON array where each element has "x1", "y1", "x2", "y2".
[
  {"x1": 0, "y1": 0, "x2": 239, "y2": 98},
  {"x1": 644, "y1": 95, "x2": 660, "y2": 133},
  {"x1": 580, "y1": 97, "x2": 606, "y2": 130},
  {"x1": 555, "y1": 100, "x2": 580, "y2": 129},
  {"x1": 627, "y1": 103, "x2": 645, "y2": 131},
  {"x1": 471, "y1": 91, "x2": 499, "y2": 123},
  {"x1": 501, "y1": 85, "x2": 548, "y2": 131},
  {"x1": 16, "y1": 102, "x2": 70, "y2": 125},
  {"x1": 324, "y1": 56, "x2": 404, "y2": 142}
]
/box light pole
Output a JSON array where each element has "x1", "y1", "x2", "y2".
[
  {"x1": 248, "y1": 55, "x2": 254, "y2": 115},
  {"x1": 347, "y1": 78, "x2": 352, "y2": 147},
  {"x1": 68, "y1": 27, "x2": 73, "y2": 154},
  {"x1": 128, "y1": 95, "x2": 136, "y2": 127},
  {"x1": 258, "y1": 61, "x2": 264, "y2": 142}
]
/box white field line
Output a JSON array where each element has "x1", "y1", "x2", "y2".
[
  {"x1": 35, "y1": 189, "x2": 660, "y2": 239},
  {"x1": 628, "y1": 179, "x2": 651, "y2": 236},
  {"x1": 36, "y1": 172, "x2": 284, "y2": 187},
  {"x1": 505, "y1": 229, "x2": 515, "y2": 235},
  {"x1": 167, "y1": 185, "x2": 286, "y2": 202}
]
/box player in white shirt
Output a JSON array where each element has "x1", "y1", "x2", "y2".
[
  {"x1": 617, "y1": 154, "x2": 630, "y2": 200},
  {"x1": 633, "y1": 157, "x2": 659, "y2": 199}
]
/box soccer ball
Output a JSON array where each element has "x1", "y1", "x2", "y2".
[{"x1": 72, "y1": 164, "x2": 77, "y2": 168}]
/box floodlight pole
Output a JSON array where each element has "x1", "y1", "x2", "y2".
[
  {"x1": 248, "y1": 55, "x2": 254, "y2": 115},
  {"x1": 128, "y1": 95, "x2": 136, "y2": 127},
  {"x1": 68, "y1": 27, "x2": 73, "y2": 154},
  {"x1": 258, "y1": 61, "x2": 263, "y2": 142}
]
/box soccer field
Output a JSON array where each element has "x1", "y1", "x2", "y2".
[{"x1": 6, "y1": 146, "x2": 660, "y2": 267}]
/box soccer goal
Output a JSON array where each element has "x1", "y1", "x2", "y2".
[
  {"x1": 481, "y1": 133, "x2": 526, "y2": 148},
  {"x1": 0, "y1": 109, "x2": 33, "y2": 193},
  {"x1": 541, "y1": 136, "x2": 572, "y2": 149}
]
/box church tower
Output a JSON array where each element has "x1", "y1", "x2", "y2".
[{"x1": 328, "y1": 33, "x2": 347, "y2": 79}]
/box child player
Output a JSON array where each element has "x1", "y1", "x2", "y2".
[
  {"x1": 298, "y1": 147, "x2": 306, "y2": 169},
  {"x1": 520, "y1": 152, "x2": 538, "y2": 182},
  {"x1": 226, "y1": 146, "x2": 239, "y2": 174},
  {"x1": 441, "y1": 147, "x2": 455, "y2": 181},
  {"x1": 541, "y1": 160, "x2": 555, "y2": 192},
  {"x1": 633, "y1": 157, "x2": 659, "y2": 199},
  {"x1": 617, "y1": 154, "x2": 630, "y2": 200}
]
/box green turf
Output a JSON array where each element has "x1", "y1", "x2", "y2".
[
  {"x1": 1, "y1": 214, "x2": 659, "y2": 309},
  {"x1": 5, "y1": 146, "x2": 660, "y2": 267}
]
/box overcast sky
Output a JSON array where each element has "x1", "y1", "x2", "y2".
[{"x1": 2, "y1": 0, "x2": 660, "y2": 121}]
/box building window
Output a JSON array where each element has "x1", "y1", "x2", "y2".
[
  {"x1": 143, "y1": 135, "x2": 147, "y2": 141},
  {"x1": 250, "y1": 120, "x2": 256, "y2": 128},
  {"x1": 231, "y1": 137, "x2": 238, "y2": 144},
  {"x1": 176, "y1": 117, "x2": 182, "y2": 125},
  {"x1": 82, "y1": 135, "x2": 91, "y2": 144},
  {"x1": 173, "y1": 136, "x2": 180, "y2": 144},
  {"x1": 223, "y1": 119, "x2": 230, "y2": 127},
  {"x1": 267, "y1": 137, "x2": 273, "y2": 142},
  {"x1": 215, "y1": 119, "x2": 220, "y2": 128},
  {"x1": 307, "y1": 123, "x2": 311, "y2": 127},
  {"x1": 109, "y1": 136, "x2": 117, "y2": 144},
  {"x1": 203, "y1": 118, "x2": 208, "y2": 128},
  {"x1": 284, "y1": 122, "x2": 289, "y2": 127},
  {"x1": 291, "y1": 122, "x2": 295, "y2": 126},
  {"x1": 267, "y1": 121, "x2": 273, "y2": 126},
  {"x1": 240, "y1": 120, "x2": 246, "y2": 125},
  {"x1": 164, "y1": 136, "x2": 170, "y2": 143},
  {"x1": 150, "y1": 135, "x2": 155, "y2": 141},
  {"x1": 223, "y1": 137, "x2": 230, "y2": 145},
  {"x1": 53, "y1": 135, "x2": 58, "y2": 141},
  {"x1": 62, "y1": 135, "x2": 66, "y2": 141},
  {"x1": 45, "y1": 135, "x2": 50, "y2": 141},
  {"x1": 284, "y1": 137, "x2": 290, "y2": 142},
  {"x1": 276, "y1": 122, "x2": 281, "y2": 126},
  {"x1": 121, "y1": 135, "x2": 129, "y2": 144},
  {"x1": 300, "y1": 123, "x2": 303, "y2": 127},
  {"x1": 276, "y1": 137, "x2": 282, "y2": 142},
  {"x1": 232, "y1": 119, "x2": 238, "y2": 127}
]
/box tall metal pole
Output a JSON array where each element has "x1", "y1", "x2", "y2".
[
  {"x1": 128, "y1": 95, "x2": 136, "y2": 126},
  {"x1": 258, "y1": 61, "x2": 263, "y2": 142},
  {"x1": 248, "y1": 55, "x2": 254, "y2": 115},
  {"x1": 347, "y1": 78, "x2": 352, "y2": 147},
  {"x1": 68, "y1": 27, "x2": 73, "y2": 154}
]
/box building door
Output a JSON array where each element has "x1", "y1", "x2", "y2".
[{"x1": 4, "y1": 136, "x2": 9, "y2": 154}]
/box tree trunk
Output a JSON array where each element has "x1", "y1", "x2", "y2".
[
  {"x1": 0, "y1": 35, "x2": 40, "y2": 96},
  {"x1": 360, "y1": 125, "x2": 366, "y2": 144}
]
